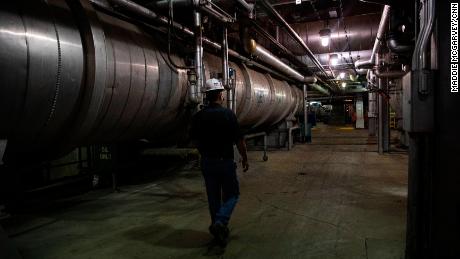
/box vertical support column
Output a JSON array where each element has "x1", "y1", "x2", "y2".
[
  {"x1": 303, "y1": 84, "x2": 311, "y2": 143},
  {"x1": 368, "y1": 92, "x2": 377, "y2": 136},
  {"x1": 378, "y1": 78, "x2": 390, "y2": 154},
  {"x1": 0, "y1": 140, "x2": 6, "y2": 165}
]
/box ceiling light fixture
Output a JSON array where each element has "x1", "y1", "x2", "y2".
[
  {"x1": 319, "y1": 29, "x2": 331, "y2": 47},
  {"x1": 339, "y1": 72, "x2": 346, "y2": 79},
  {"x1": 341, "y1": 82, "x2": 347, "y2": 88}
]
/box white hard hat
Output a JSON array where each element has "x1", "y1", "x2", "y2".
[{"x1": 205, "y1": 78, "x2": 224, "y2": 92}]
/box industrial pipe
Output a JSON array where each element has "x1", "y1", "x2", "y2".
[
  {"x1": 374, "y1": 70, "x2": 407, "y2": 78},
  {"x1": 259, "y1": 0, "x2": 329, "y2": 79},
  {"x1": 245, "y1": 39, "x2": 317, "y2": 84},
  {"x1": 155, "y1": 0, "x2": 199, "y2": 9},
  {"x1": 355, "y1": 5, "x2": 390, "y2": 69},
  {"x1": 417, "y1": 0, "x2": 436, "y2": 70},
  {"x1": 222, "y1": 27, "x2": 229, "y2": 89},
  {"x1": 235, "y1": 0, "x2": 254, "y2": 16},
  {"x1": 99, "y1": 0, "x2": 295, "y2": 82},
  {"x1": 387, "y1": 33, "x2": 413, "y2": 53},
  {"x1": 358, "y1": 0, "x2": 391, "y2": 4},
  {"x1": 310, "y1": 84, "x2": 331, "y2": 95},
  {"x1": 192, "y1": 10, "x2": 203, "y2": 104},
  {"x1": 411, "y1": 0, "x2": 435, "y2": 95},
  {"x1": 0, "y1": 0, "x2": 305, "y2": 161},
  {"x1": 154, "y1": 0, "x2": 234, "y2": 23},
  {"x1": 222, "y1": 27, "x2": 234, "y2": 111}
]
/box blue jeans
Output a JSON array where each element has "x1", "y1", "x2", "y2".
[{"x1": 201, "y1": 158, "x2": 239, "y2": 226}]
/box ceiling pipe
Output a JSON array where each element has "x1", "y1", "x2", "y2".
[
  {"x1": 235, "y1": 0, "x2": 254, "y2": 18},
  {"x1": 259, "y1": 0, "x2": 330, "y2": 80},
  {"x1": 355, "y1": 5, "x2": 391, "y2": 69},
  {"x1": 245, "y1": 39, "x2": 317, "y2": 84},
  {"x1": 153, "y1": 0, "x2": 234, "y2": 23},
  {"x1": 310, "y1": 84, "x2": 330, "y2": 95},
  {"x1": 358, "y1": 0, "x2": 391, "y2": 5},
  {"x1": 97, "y1": 0, "x2": 292, "y2": 82}
]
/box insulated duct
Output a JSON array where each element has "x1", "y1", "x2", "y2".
[{"x1": 0, "y1": 0, "x2": 303, "y2": 161}]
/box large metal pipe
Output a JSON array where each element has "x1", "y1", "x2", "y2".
[
  {"x1": 355, "y1": 5, "x2": 390, "y2": 69},
  {"x1": 245, "y1": 39, "x2": 318, "y2": 84},
  {"x1": 0, "y1": 0, "x2": 303, "y2": 161},
  {"x1": 259, "y1": 0, "x2": 329, "y2": 79}
]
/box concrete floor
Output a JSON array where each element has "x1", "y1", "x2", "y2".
[{"x1": 3, "y1": 124, "x2": 408, "y2": 259}]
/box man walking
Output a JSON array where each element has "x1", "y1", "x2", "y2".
[{"x1": 190, "y1": 78, "x2": 249, "y2": 246}]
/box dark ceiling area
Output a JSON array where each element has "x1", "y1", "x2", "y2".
[{"x1": 258, "y1": 0, "x2": 383, "y2": 24}]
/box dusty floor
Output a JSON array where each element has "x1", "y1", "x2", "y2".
[{"x1": 3, "y1": 124, "x2": 408, "y2": 259}]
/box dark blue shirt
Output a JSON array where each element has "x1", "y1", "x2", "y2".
[{"x1": 190, "y1": 103, "x2": 242, "y2": 159}]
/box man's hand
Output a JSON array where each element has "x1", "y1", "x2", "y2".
[
  {"x1": 242, "y1": 158, "x2": 249, "y2": 172},
  {"x1": 236, "y1": 139, "x2": 249, "y2": 172}
]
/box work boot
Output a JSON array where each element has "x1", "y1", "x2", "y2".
[
  {"x1": 208, "y1": 224, "x2": 218, "y2": 238},
  {"x1": 213, "y1": 222, "x2": 229, "y2": 247}
]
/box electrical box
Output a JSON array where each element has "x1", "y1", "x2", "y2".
[{"x1": 402, "y1": 72, "x2": 434, "y2": 133}]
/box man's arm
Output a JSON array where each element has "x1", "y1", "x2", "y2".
[
  {"x1": 236, "y1": 138, "x2": 249, "y2": 172},
  {"x1": 229, "y1": 110, "x2": 249, "y2": 172}
]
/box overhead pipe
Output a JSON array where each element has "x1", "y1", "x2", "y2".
[
  {"x1": 154, "y1": 0, "x2": 234, "y2": 23},
  {"x1": 245, "y1": 39, "x2": 317, "y2": 84},
  {"x1": 245, "y1": 22, "x2": 334, "y2": 89},
  {"x1": 358, "y1": 0, "x2": 391, "y2": 4},
  {"x1": 355, "y1": 5, "x2": 391, "y2": 69},
  {"x1": 374, "y1": 70, "x2": 407, "y2": 78},
  {"x1": 259, "y1": 0, "x2": 330, "y2": 80},
  {"x1": 310, "y1": 84, "x2": 330, "y2": 95},
  {"x1": 155, "y1": 0, "x2": 199, "y2": 9},
  {"x1": 235, "y1": 0, "x2": 254, "y2": 18}
]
